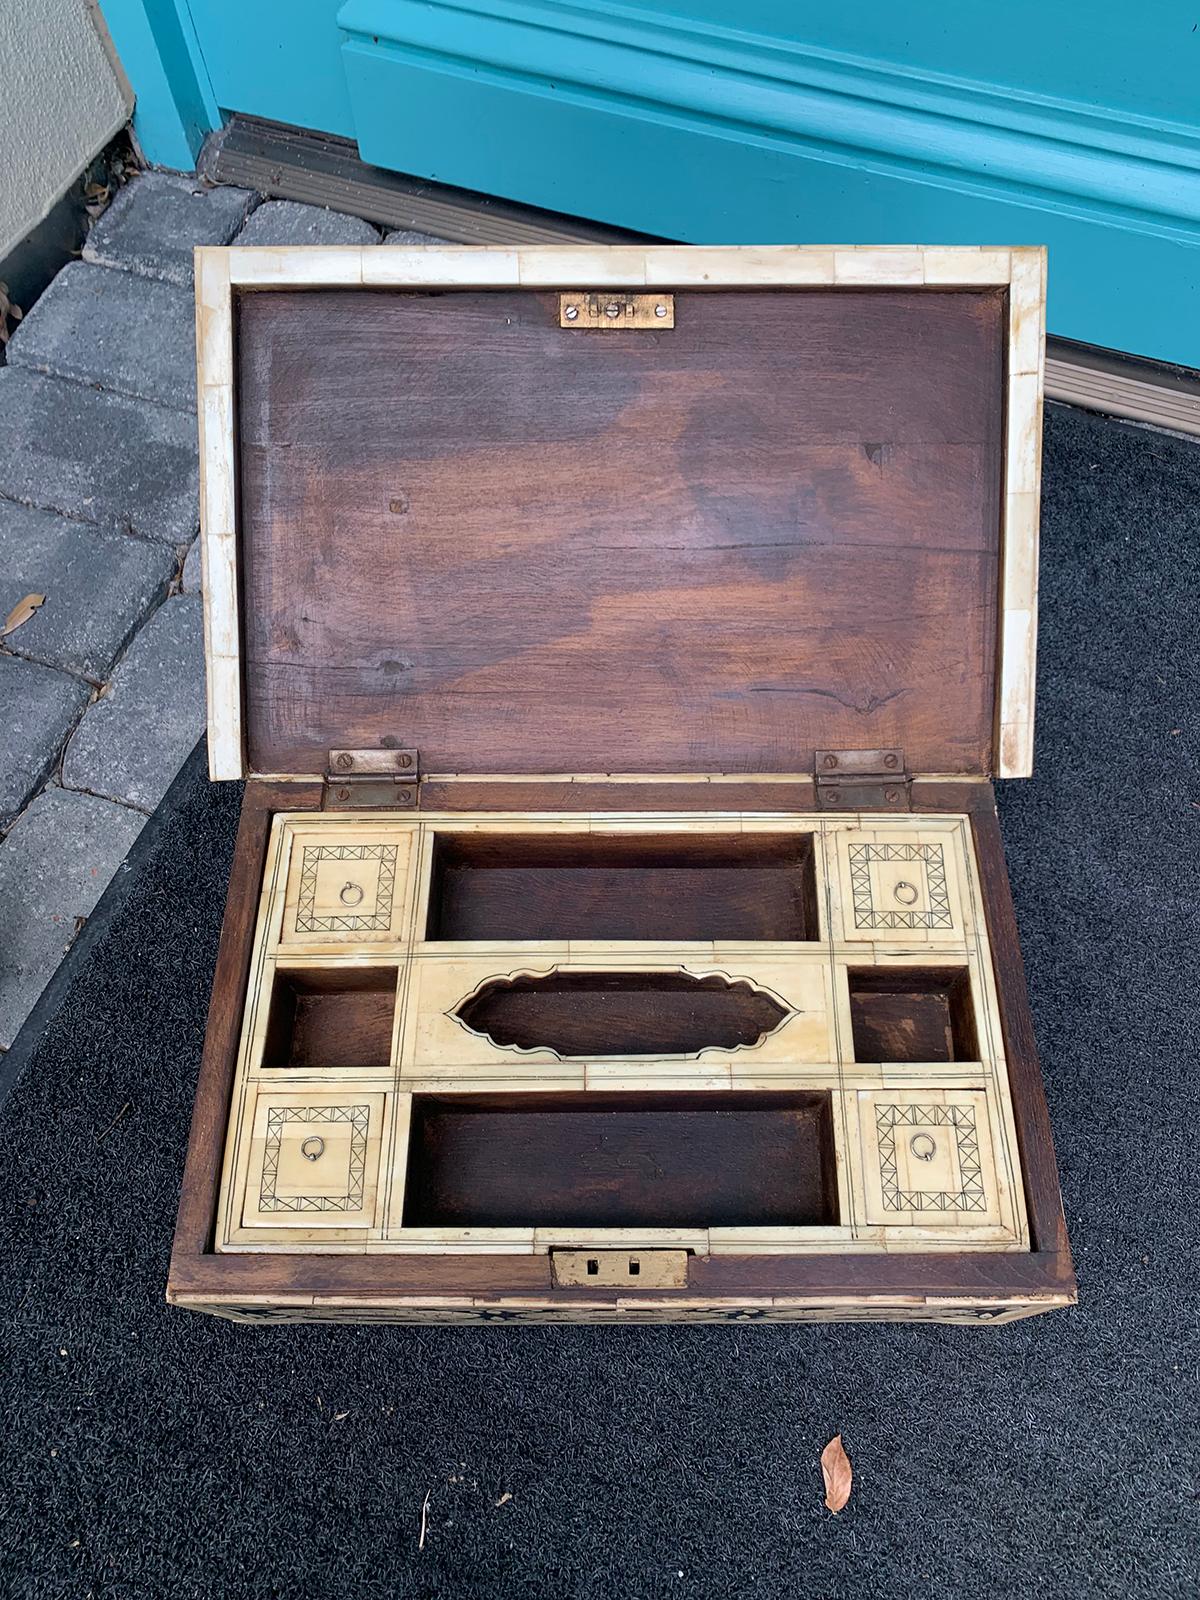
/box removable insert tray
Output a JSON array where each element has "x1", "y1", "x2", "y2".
[{"x1": 216, "y1": 811, "x2": 1027, "y2": 1254}]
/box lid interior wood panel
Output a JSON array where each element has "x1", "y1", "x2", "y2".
[{"x1": 235, "y1": 286, "x2": 1006, "y2": 776}]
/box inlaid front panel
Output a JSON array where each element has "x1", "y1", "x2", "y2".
[
  {"x1": 831, "y1": 822, "x2": 968, "y2": 944},
  {"x1": 240, "y1": 1089, "x2": 386, "y2": 1229},
  {"x1": 853, "y1": 1088, "x2": 1019, "y2": 1240},
  {"x1": 278, "y1": 827, "x2": 415, "y2": 946}
]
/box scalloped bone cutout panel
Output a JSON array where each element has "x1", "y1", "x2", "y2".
[{"x1": 452, "y1": 969, "x2": 793, "y2": 1059}]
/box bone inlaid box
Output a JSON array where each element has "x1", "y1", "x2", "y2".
[{"x1": 170, "y1": 244, "x2": 1075, "y2": 1325}]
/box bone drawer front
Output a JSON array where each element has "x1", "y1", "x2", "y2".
[{"x1": 278, "y1": 826, "x2": 417, "y2": 946}]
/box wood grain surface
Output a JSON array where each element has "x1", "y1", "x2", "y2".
[
  {"x1": 426, "y1": 830, "x2": 818, "y2": 940},
  {"x1": 236, "y1": 288, "x2": 1005, "y2": 777},
  {"x1": 847, "y1": 967, "x2": 978, "y2": 1063},
  {"x1": 402, "y1": 1091, "x2": 837, "y2": 1229},
  {"x1": 262, "y1": 966, "x2": 398, "y2": 1069}
]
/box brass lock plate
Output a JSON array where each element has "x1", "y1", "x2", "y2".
[
  {"x1": 559, "y1": 292, "x2": 675, "y2": 329},
  {"x1": 550, "y1": 1249, "x2": 689, "y2": 1288}
]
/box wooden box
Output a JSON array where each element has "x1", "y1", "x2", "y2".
[{"x1": 170, "y1": 244, "x2": 1074, "y2": 1325}]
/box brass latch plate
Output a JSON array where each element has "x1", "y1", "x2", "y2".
[
  {"x1": 559, "y1": 292, "x2": 674, "y2": 329},
  {"x1": 550, "y1": 1249, "x2": 689, "y2": 1288}
]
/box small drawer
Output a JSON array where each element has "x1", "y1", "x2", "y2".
[
  {"x1": 240, "y1": 1089, "x2": 386, "y2": 1229},
  {"x1": 834, "y1": 828, "x2": 966, "y2": 944},
  {"x1": 279, "y1": 828, "x2": 415, "y2": 946},
  {"x1": 855, "y1": 1088, "x2": 1019, "y2": 1238}
]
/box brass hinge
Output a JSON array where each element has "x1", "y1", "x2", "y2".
[
  {"x1": 323, "y1": 748, "x2": 419, "y2": 810},
  {"x1": 559, "y1": 291, "x2": 674, "y2": 329},
  {"x1": 814, "y1": 749, "x2": 911, "y2": 810}
]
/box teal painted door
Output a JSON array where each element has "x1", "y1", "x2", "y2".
[{"x1": 100, "y1": 0, "x2": 1200, "y2": 365}]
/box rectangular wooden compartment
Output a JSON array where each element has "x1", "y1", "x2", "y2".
[
  {"x1": 402, "y1": 1091, "x2": 838, "y2": 1229},
  {"x1": 262, "y1": 967, "x2": 398, "y2": 1070},
  {"x1": 425, "y1": 832, "x2": 820, "y2": 943},
  {"x1": 171, "y1": 245, "x2": 1074, "y2": 1325}
]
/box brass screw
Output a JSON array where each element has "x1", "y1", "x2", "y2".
[
  {"x1": 398, "y1": 753, "x2": 412, "y2": 769},
  {"x1": 334, "y1": 752, "x2": 353, "y2": 771},
  {"x1": 884, "y1": 788, "x2": 900, "y2": 804},
  {"x1": 336, "y1": 786, "x2": 351, "y2": 802},
  {"x1": 604, "y1": 302, "x2": 621, "y2": 318},
  {"x1": 822, "y1": 754, "x2": 838, "y2": 769},
  {"x1": 654, "y1": 303, "x2": 668, "y2": 318},
  {"x1": 883, "y1": 753, "x2": 899, "y2": 769},
  {"x1": 397, "y1": 790, "x2": 413, "y2": 806},
  {"x1": 564, "y1": 304, "x2": 579, "y2": 321}
]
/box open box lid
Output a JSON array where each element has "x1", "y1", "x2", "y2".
[{"x1": 196, "y1": 245, "x2": 1043, "y2": 785}]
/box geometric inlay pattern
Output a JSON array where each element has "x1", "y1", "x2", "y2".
[
  {"x1": 295, "y1": 843, "x2": 397, "y2": 933},
  {"x1": 874, "y1": 1103, "x2": 986, "y2": 1212},
  {"x1": 258, "y1": 1104, "x2": 370, "y2": 1212},
  {"x1": 849, "y1": 842, "x2": 953, "y2": 930}
]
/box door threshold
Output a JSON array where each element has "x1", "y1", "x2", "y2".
[{"x1": 204, "y1": 114, "x2": 1200, "y2": 440}]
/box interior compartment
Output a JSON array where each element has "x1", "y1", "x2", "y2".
[
  {"x1": 425, "y1": 832, "x2": 819, "y2": 942},
  {"x1": 848, "y1": 967, "x2": 979, "y2": 1063},
  {"x1": 261, "y1": 966, "x2": 397, "y2": 1069},
  {"x1": 402, "y1": 1091, "x2": 837, "y2": 1227},
  {"x1": 455, "y1": 969, "x2": 790, "y2": 1058}
]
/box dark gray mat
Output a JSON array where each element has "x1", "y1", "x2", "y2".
[{"x1": 2, "y1": 403, "x2": 1198, "y2": 1599}]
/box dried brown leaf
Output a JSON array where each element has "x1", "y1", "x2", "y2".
[
  {"x1": 2, "y1": 593, "x2": 45, "y2": 636},
  {"x1": 820, "y1": 1434, "x2": 852, "y2": 1513},
  {"x1": 0, "y1": 281, "x2": 23, "y2": 345}
]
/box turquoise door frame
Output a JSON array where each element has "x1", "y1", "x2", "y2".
[{"x1": 100, "y1": 0, "x2": 1200, "y2": 366}]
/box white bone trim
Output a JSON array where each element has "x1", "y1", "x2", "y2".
[
  {"x1": 196, "y1": 244, "x2": 1041, "y2": 781},
  {"x1": 195, "y1": 247, "x2": 242, "y2": 779},
  {"x1": 997, "y1": 247, "x2": 1046, "y2": 777}
]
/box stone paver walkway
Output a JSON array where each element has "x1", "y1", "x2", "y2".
[{"x1": 0, "y1": 170, "x2": 441, "y2": 1050}]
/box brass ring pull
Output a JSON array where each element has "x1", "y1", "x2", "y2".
[
  {"x1": 909, "y1": 1133, "x2": 937, "y2": 1162},
  {"x1": 893, "y1": 880, "x2": 920, "y2": 906},
  {"x1": 339, "y1": 881, "x2": 365, "y2": 907},
  {"x1": 301, "y1": 1136, "x2": 325, "y2": 1162}
]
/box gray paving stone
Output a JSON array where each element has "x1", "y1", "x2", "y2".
[
  {"x1": 0, "y1": 785, "x2": 144, "y2": 1048},
  {"x1": 83, "y1": 170, "x2": 255, "y2": 287},
  {"x1": 235, "y1": 200, "x2": 379, "y2": 247},
  {"x1": 383, "y1": 228, "x2": 450, "y2": 245},
  {"x1": 61, "y1": 595, "x2": 205, "y2": 813},
  {"x1": 7, "y1": 259, "x2": 196, "y2": 412},
  {"x1": 0, "y1": 369, "x2": 198, "y2": 544},
  {"x1": 0, "y1": 500, "x2": 175, "y2": 682},
  {"x1": 181, "y1": 537, "x2": 202, "y2": 594},
  {"x1": 0, "y1": 655, "x2": 91, "y2": 829}
]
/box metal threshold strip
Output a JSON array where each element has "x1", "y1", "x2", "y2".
[{"x1": 206, "y1": 115, "x2": 1200, "y2": 440}]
